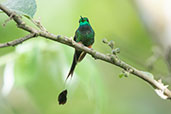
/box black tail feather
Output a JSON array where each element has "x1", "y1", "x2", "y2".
[
  {"x1": 66, "y1": 56, "x2": 77, "y2": 79},
  {"x1": 66, "y1": 51, "x2": 82, "y2": 80}
]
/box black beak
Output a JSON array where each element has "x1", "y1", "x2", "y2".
[{"x1": 80, "y1": 16, "x2": 83, "y2": 20}]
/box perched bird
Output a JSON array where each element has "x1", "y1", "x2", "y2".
[
  {"x1": 66, "y1": 16, "x2": 95, "y2": 79},
  {"x1": 58, "y1": 17, "x2": 94, "y2": 105}
]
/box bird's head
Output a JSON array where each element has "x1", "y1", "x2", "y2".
[{"x1": 79, "y1": 16, "x2": 90, "y2": 26}]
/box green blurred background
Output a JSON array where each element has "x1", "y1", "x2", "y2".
[{"x1": 0, "y1": 0, "x2": 171, "y2": 114}]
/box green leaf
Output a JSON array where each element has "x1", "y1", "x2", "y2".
[
  {"x1": 2, "y1": 0, "x2": 37, "y2": 18},
  {"x1": 119, "y1": 73, "x2": 124, "y2": 78}
]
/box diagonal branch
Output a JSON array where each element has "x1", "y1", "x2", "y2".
[
  {"x1": 0, "y1": 33, "x2": 36, "y2": 48},
  {"x1": 0, "y1": 4, "x2": 171, "y2": 100}
]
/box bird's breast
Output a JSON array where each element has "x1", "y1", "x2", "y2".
[
  {"x1": 79, "y1": 25, "x2": 91, "y2": 31},
  {"x1": 77, "y1": 25, "x2": 94, "y2": 46}
]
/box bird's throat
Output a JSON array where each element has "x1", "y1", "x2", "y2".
[
  {"x1": 79, "y1": 21, "x2": 89, "y2": 26},
  {"x1": 78, "y1": 24, "x2": 91, "y2": 32}
]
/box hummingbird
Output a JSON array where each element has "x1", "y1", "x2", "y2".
[
  {"x1": 58, "y1": 16, "x2": 95, "y2": 105},
  {"x1": 66, "y1": 16, "x2": 95, "y2": 79}
]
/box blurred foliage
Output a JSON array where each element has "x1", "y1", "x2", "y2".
[
  {"x1": 1, "y1": 0, "x2": 37, "y2": 18},
  {"x1": 0, "y1": 0, "x2": 171, "y2": 114}
]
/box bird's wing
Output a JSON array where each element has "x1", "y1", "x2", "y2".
[{"x1": 74, "y1": 30, "x2": 78, "y2": 41}]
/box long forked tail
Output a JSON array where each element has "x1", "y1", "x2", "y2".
[
  {"x1": 66, "y1": 55, "x2": 77, "y2": 80},
  {"x1": 66, "y1": 51, "x2": 86, "y2": 80}
]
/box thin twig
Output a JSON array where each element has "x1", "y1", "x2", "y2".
[
  {"x1": 31, "y1": 18, "x2": 47, "y2": 32},
  {"x1": 0, "y1": 33, "x2": 36, "y2": 48}
]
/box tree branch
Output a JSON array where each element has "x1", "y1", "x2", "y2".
[
  {"x1": 0, "y1": 4, "x2": 171, "y2": 100},
  {"x1": 0, "y1": 33, "x2": 36, "y2": 48}
]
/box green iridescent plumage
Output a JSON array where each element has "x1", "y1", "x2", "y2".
[
  {"x1": 66, "y1": 16, "x2": 95, "y2": 79},
  {"x1": 75, "y1": 17, "x2": 95, "y2": 46}
]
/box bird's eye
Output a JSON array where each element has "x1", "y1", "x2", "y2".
[{"x1": 86, "y1": 19, "x2": 89, "y2": 22}]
